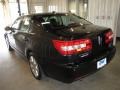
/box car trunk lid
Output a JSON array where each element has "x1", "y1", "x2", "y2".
[{"x1": 51, "y1": 24, "x2": 113, "y2": 57}]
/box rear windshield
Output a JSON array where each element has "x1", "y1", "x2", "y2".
[{"x1": 33, "y1": 14, "x2": 92, "y2": 30}]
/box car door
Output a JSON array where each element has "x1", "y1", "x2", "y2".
[
  {"x1": 13, "y1": 17, "x2": 31, "y2": 54},
  {"x1": 7, "y1": 18, "x2": 22, "y2": 50}
]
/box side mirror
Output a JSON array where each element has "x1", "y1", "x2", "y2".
[{"x1": 5, "y1": 26, "x2": 12, "y2": 31}]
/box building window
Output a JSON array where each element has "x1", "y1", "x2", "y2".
[
  {"x1": 48, "y1": 5, "x2": 58, "y2": 12},
  {"x1": 34, "y1": 6, "x2": 43, "y2": 13}
]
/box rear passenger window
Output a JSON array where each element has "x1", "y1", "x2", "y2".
[{"x1": 20, "y1": 17, "x2": 31, "y2": 32}]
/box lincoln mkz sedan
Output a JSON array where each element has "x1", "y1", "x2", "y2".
[{"x1": 4, "y1": 13, "x2": 116, "y2": 83}]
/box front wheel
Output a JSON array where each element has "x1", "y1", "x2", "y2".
[{"x1": 29, "y1": 54, "x2": 44, "y2": 80}]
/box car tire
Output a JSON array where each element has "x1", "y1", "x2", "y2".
[
  {"x1": 5, "y1": 35, "x2": 14, "y2": 51},
  {"x1": 28, "y1": 53, "x2": 45, "y2": 80}
]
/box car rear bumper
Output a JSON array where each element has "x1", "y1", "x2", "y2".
[{"x1": 44, "y1": 47, "x2": 116, "y2": 83}]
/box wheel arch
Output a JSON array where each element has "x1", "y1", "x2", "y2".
[{"x1": 25, "y1": 49, "x2": 33, "y2": 59}]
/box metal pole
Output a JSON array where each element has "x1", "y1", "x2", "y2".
[
  {"x1": 17, "y1": 0, "x2": 21, "y2": 16},
  {"x1": 27, "y1": 0, "x2": 30, "y2": 14}
]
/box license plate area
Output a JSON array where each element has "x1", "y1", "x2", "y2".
[{"x1": 97, "y1": 58, "x2": 107, "y2": 69}]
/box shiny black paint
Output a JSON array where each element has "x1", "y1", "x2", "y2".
[{"x1": 4, "y1": 13, "x2": 116, "y2": 83}]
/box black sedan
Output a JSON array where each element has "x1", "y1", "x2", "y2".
[{"x1": 4, "y1": 13, "x2": 116, "y2": 83}]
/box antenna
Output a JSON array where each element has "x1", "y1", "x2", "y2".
[{"x1": 52, "y1": 11, "x2": 56, "y2": 14}]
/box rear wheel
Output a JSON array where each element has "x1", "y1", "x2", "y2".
[
  {"x1": 5, "y1": 36, "x2": 14, "y2": 51},
  {"x1": 29, "y1": 53, "x2": 44, "y2": 80}
]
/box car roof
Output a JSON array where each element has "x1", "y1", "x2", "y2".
[{"x1": 20, "y1": 13, "x2": 68, "y2": 18}]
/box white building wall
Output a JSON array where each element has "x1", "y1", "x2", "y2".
[
  {"x1": 46, "y1": 0, "x2": 68, "y2": 12},
  {"x1": 28, "y1": 0, "x2": 46, "y2": 13},
  {"x1": 28, "y1": 0, "x2": 68, "y2": 13},
  {"x1": 117, "y1": 7, "x2": 120, "y2": 37},
  {"x1": 88, "y1": 0, "x2": 120, "y2": 45},
  {"x1": 68, "y1": 0, "x2": 76, "y2": 13}
]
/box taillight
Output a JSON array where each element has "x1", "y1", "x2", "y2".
[
  {"x1": 52, "y1": 39, "x2": 92, "y2": 56},
  {"x1": 105, "y1": 31, "x2": 113, "y2": 44}
]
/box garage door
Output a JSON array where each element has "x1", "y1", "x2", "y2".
[{"x1": 88, "y1": 0, "x2": 120, "y2": 45}]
